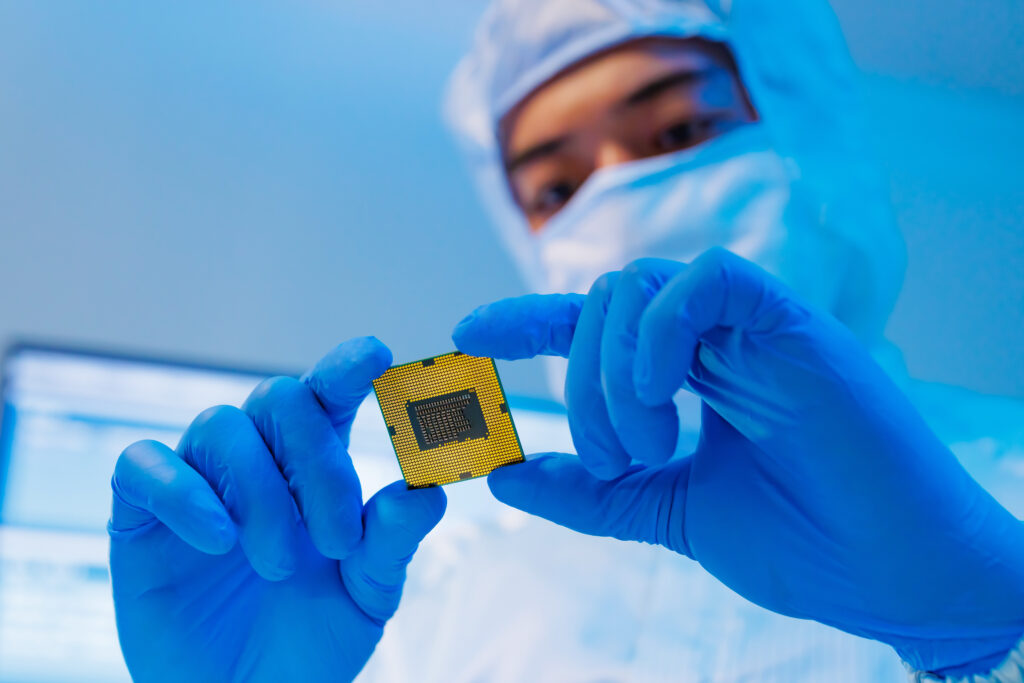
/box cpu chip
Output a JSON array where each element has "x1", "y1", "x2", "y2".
[{"x1": 373, "y1": 351, "x2": 524, "y2": 488}]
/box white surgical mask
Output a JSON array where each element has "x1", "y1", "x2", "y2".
[
  {"x1": 529, "y1": 123, "x2": 845, "y2": 300},
  {"x1": 524, "y1": 123, "x2": 851, "y2": 414}
]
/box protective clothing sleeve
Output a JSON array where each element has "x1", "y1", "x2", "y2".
[
  {"x1": 910, "y1": 636, "x2": 1024, "y2": 683},
  {"x1": 454, "y1": 250, "x2": 1024, "y2": 677},
  {"x1": 108, "y1": 336, "x2": 446, "y2": 683}
]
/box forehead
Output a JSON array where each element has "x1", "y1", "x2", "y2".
[{"x1": 501, "y1": 37, "x2": 734, "y2": 156}]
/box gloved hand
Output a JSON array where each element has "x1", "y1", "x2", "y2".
[
  {"x1": 108, "y1": 337, "x2": 446, "y2": 683},
  {"x1": 453, "y1": 249, "x2": 1024, "y2": 677}
]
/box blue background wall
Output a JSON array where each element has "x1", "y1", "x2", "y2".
[{"x1": 1, "y1": 0, "x2": 1021, "y2": 398}]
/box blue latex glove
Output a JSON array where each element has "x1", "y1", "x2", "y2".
[
  {"x1": 453, "y1": 249, "x2": 1024, "y2": 677},
  {"x1": 108, "y1": 337, "x2": 446, "y2": 683}
]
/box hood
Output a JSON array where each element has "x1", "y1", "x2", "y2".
[{"x1": 443, "y1": 0, "x2": 907, "y2": 346}]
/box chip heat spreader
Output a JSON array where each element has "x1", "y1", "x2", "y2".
[{"x1": 372, "y1": 351, "x2": 525, "y2": 488}]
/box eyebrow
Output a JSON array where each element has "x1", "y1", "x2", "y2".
[
  {"x1": 621, "y1": 67, "x2": 710, "y2": 107},
  {"x1": 504, "y1": 136, "x2": 568, "y2": 175}
]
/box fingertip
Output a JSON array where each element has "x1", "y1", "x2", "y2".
[
  {"x1": 487, "y1": 464, "x2": 530, "y2": 507},
  {"x1": 356, "y1": 481, "x2": 447, "y2": 569},
  {"x1": 569, "y1": 419, "x2": 632, "y2": 481},
  {"x1": 486, "y1": 454, "x2": 563, "y2": 507},
  {"x1": 303, "y1": 337, "x2": 395, "y2": 434},
  {"x1": 451, "y1": 307, "x2": 488, "y2": 356},
  {"x1": 408, "y1": 486, "x2": 447, "y2": 536},
  {"x1": 453, "y1": 311, "x2": 476, "y2": 331},
  {"x1": 360, "y1": 335, "x2": 393, "y2": 374},
  {"x1": 242, "y1": 522, "x2": 298, "y2": 579},
  {"x1": 112, "y1": 439, "x2": 242, "y2": 555},
  {"x1": 453, "y1": 294, "x2": 585, "y2": 360},
  {"x1": 313, "y1": 501, "x2": 365, "y2": 560},
  {"x1": 193, "y1": 495, "x2": 239, "y2": 555},
  {"x1": 378, "y1": 480, "x2": 447, "y2": 533},
  {"x1": 181, "y1": 530, "x2": 238, "y2": 557},
  {"x1": 414, "y1": 484, "x2": 448, "y2": 523},
  {"x1": 307, "y1": 336, "x2": 394, "y2": 393},
  {"x1": 343, "y1": 335, "x2": 393, "y2": 379},
  {"x1": 633, "y1": 351, "x2": 679, "y2": 411},
  {"x1": 251, "y1": 561, "x2": 296, "y2": 583},
  {"x1": 452, "y1": 304, "x2": 484, "y2": 333},
  {"x1": 486, "y1": 458, "x2": 522, "y2": 484},
  {"x1": 208, "y1": 516, "x2": 239, "y2": 555},
  {"x1": 632, "y1": 348, "x2": 657, "y2": 405},
  {"x1": 634, "y1": 387, "x2": 663, "y2": 408},
  {"x1": 175, "y1": 490, "x2": 240, "y2": 556}
]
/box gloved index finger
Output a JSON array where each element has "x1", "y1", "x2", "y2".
[
  {"x1": 634, "y1": 248, "x2": 776, "y2": 406},
  {"x1": 452, "y1": 293, "x2": 584, "y2": 360},
  {"x1": 302, "y1": 336, "x2": 393, "y2": 448},
  {"x1": 110, "y1": 439, "x2": 237, "y2": 555},
  {"x1": 601, "y1": 258, "x2": 683, "y2": 466},
  {"x1": 178, "y1": 405, "x2": 304, "y2": 581},
  {"x1": 245, "y1": 375, "x2": 366, "y2": 560},
  {"x1": 566, "y1": 273, "x2": 632, "y2": 480}
]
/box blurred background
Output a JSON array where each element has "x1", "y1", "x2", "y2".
[
  {"x1": 0, "y1": 0, "x2": 1022, "y2": 399},
  {"x1": 0, "y1": 2, "x2": 1021, "y2": 681}
]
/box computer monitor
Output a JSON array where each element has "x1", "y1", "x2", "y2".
[
  {"x1": 0, "y1": 345, "x2": 278, "y2": 682},
  {"x1": 0, "y1": 343, "x2": 573, "y2": 682}
]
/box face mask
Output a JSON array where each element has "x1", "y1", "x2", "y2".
[
  {"x1": 528, "y1": 123, "x2": 842, "y2": 296},
  {"x1": 521, "y1": 123, "x2": 850, "y2": 415}
]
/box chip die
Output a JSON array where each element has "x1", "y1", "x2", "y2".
[{"x1": 373, "y1": 351, "x2": 524, "y2": 488}]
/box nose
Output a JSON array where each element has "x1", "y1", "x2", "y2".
[{"x1": 594, "y1": 140, "x2": 638, "y2": 170}]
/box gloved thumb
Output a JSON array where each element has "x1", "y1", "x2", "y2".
[
  {"x1": 340, "y1": 481, "x2": 446, "y2": 625},
  {"x1": 487, "y1": 454, "x2": 692, "y2": 557}
]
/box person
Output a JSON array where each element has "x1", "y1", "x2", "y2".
[{"x1": 107, "y1": 0, "x2": 1024, "y2": 681}]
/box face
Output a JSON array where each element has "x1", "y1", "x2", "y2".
[{"x1": 501, "y1": 38, "x2": 757, "y2": 232}]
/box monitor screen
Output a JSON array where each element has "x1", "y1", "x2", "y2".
[
  {"x1": 0, "y1": 345, "x2": 573, "y2": 682},
  {"x1": 0, "y1": 346, "x2": 275, "y2": 682}
]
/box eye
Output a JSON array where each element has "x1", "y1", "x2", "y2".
[
  {"x1": 529, "y1": 180, "x2": 577, "y2": 216},
  {"x1": 652, "y1": 118, "x2": 714, "y2": 155}
]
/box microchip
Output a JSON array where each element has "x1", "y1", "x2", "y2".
[{"x1": 373, "y1": 351, "x2": 524, "y2": 488}]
